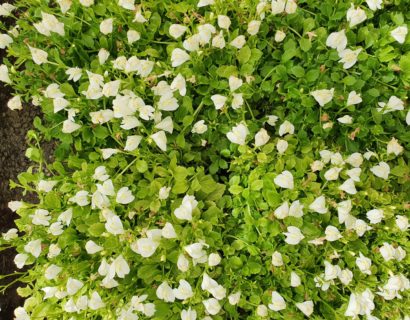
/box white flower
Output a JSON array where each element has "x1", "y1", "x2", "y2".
[
  {"x1": 291, "y1": 272, "x2": 301, "y2": 287},
  {"x1": 184, "y1": 242, "x2": 207, "y2": 261},
  {"x1": 283, "y1": 226, "x2": 304, "y2": 245},
  {"x1": 274, "y1": 170, "x2": 294, "y2": 189},
  {"x1": 228, "y1": 292, "x2": 241, "y2": 305},
  {"x1": 158, "y1": 186, "x2": 171, "y2": 200},
  {"x1": 338, "y1": 48, "x2": 361, "y2": 69},
  {"x1": 105, "y1": 214, "x2": 124, "y2": 235},
  {"x1": 66, "y1": 67, "x2": 82, "y2": 82},
  {"x1": 2, "y1": 228, "x2": 18, "y2": 241},
  {"x1": 171, "y1": 48, "x2": 190, "y2": 67},
  {"x1": 271, "y1": 251, "x2": 283, "y2": 266},
  {"x1": 45, "y1": 264, "x2": 62, "y2": 280},
  {"x1": 309, "y1": 195, "x2": 327, "y2": 214},
  {"x1": 67, "y1": 278, "x2": 83, "y2": 295},
  {"x1": 325, "y1": 226, "x2": 342, "y2": 242},
  {"x1": 391, "y1": 25, "x2": 408, "y2": 44},
  {"x1": 28, "y1": 46, "x2": 48, "y2": 65},
  {"x1": 212, "y1": 31, "x2": 226, "y2": 49},
  {"x1": 230, "y1": 35, "x2": 246, "y2": 49},
  {"x1": 289, "y1": 200, "x2": 304, "y2": 217},
  {"x1": 116, "y1": 187, "x2": 134, "y2": 204},
  {"x1": 266, "y1": 115, "x2": 279, "y2": 126},
  {"x1": 285, "y1": 0, "x2": 297, "y2": 13},
  {"x1": 231, "y1": 93, "x2": 244, "y2": 109},
  {"x1": 211, "y1": 94, "x2": 227, "y2": 110},
  {"x1": 338, "y1": 115, "x2": 353, "y2": 124},
  {"x1": 379, "y1": 242, "x2": 396, "y2": 261},
  {"x1": 101, "y1": 148, "x2": 119, "y2": 159},
  {"x1": 346, "y1": 168, "x2": 361, "y2": 182},
  {"x1": 218, "y1": 15, "x2": 231, "y2": 29},
  {"x1": 347, "y1": 91, "x2": 362, "y2": 106},
  {"x1": 324, "y1": 261, "x2": 341, "y2": 280},
  {"x1": 132, "y1": 237, "x2": 160, "y2": 257},
  {"x1": 110, "y1": 255, "x2": 130, "y2": 278},
  {"x1": 356, "y1": 253, "x2": 372, "y2": 275},
  {"x1": 97, "y1": 48, "x2": 110, "y2": 65},
  {"x1": 296, "y1": 301, "x2": 314, "y2": 317},
  {"x1": 339, "y1": 178, "x2": 357, "y2": 195},
  {"x1": 276, "y1": 139, "x2": 288, "y2": 154},
  {"x1": 229, "y1": 75, "x2": 243, "y2": 92},
  {"x1": 24, "y1": 239, "x2": 42, "y2": 257},
  {"x1": 162, "y1": 222, "x2": 177, "y2": 239},
  {"x1": 311, "y1": 88, "x2": 334, "y2": 106},
  {"x1": 173, "y1": 279, "x2": 194, "y2": 300},
  {"x1": 62, "y1": 120, "x2": 81, "y2": 133},
  {"x1": 0, "y1": 3, "x2": 16, "y2": 17},
  {"x1": 0, "y1": 64, "x2": 11, "y2": 84},
  {"x1": 31, "y1": 209, "x2": 50, "y2": 226},
  {"x1": 274, "y1": 201, "x2": 289, "y2": 219},
  {"x1": 256, "y1": 305, "x2": 268, "y2": 317},
  {"x1": 124, "y1": 135, "x2": 142, "y2": 152},
  {"x1": 127, "y1": 30, "x2": 140, "y2": 44},
  {"x1": 85, "y1": 240, "x2": 103, "y2": 254},
  {"x1": 56, "y1": 0, "x2": 72, "y2": 13},
  {"x1": 102, "y1": 80, "x2": 121, "y2": 98},
  {"x1": 387, "y1": 137, "x2": 403, "y2": 155},
  {"x1": 326, "y1": 29, "x2": 347, "y2": 52},
  {"x1": 345, "y1": 290, "x2": 375, "y2": 318},
  {"x1": 197, "y1": 0, "x2": 214, "y2": 7},
  {"x1": 370, "y1": 162, "x2": 390, "y2": 180},
  {"x1": 271, "y1": 0, "x2": 286, "y2": 14},
  {"x1": 377, "y1": 96, "x2": 404, "y2": 114},
  {"x1": 171, "y1": 73, "x2": 186, "y2": 96},
  {"x1": 355, "y1": 219, "x2": 371, "y2": 237},
  {"x1": 177, "y1": 254, "x2": 190, "y2": 272},
  {"x1": 14, "y1": 253, "x2": 28, "y2": 269},
  {"x1": 247, "y1": 20, "x2": 261, "y2": 36},
  {"x1": 156, "y1": 282, "x2": 175, "y2": 302},
  {"x1": 255, "y1": 128, "x2": 270, "y2": 147},
  {"x1": 339, "y1": 269, "x2": 353, "y2": 285},
  {"x1": 331, "y1": 153, "x2": 345, "y2": 167},
  {"x1": 100, "y1": 18, "x2": 113, "y2": 34},
  {"x1": 169, "y1": 24, "x2": 187, "y2": 38},
  {"x1": 274, "y1": 30, "x2": 286, "y2": 42},
  {"x1": 203, "y1": 298, "x2": 221, "y2": 315},
  {"x1": 208, "y1": 253, "x2": 221, "y2": 266},
  {"x1": 48, "y1": 244, "x2": 61, "y2": 259},
  {"x1": 174, "y1": 195, "x2": 198, "y2": 221},
  {"x1": 7, "y1": 95, "x2": 22, "y2": 111},
  {"x1": 366, "y1": 209, "x2": 383, "y2": 224},
  {"x1": 227, "y1": 123, "x2": 249, "y2": 145},
  {"x1": 192, "y1": 120, "x2": 208, "y2": 134},
  {"x1": 181, "y1": 308, "x2": 197, "y2": 320},
  {"x1": 183, "y1": 34, "x2": 200, "y2": 52},
  {"x1": 346, "y1": 4, "x2": 367, "y2": 27},
  {"x1": 366, "y1": 0, "x2": 382, "y2": 10},
  {"x1": 279, "y1": 120, "x2": 295, "y2": 137},
  {"x1": 268, "y1": 291, "x2": 286, "y2": 311},
  {"x1": 79, "y1": 0, "x2": 94, "y2": 6},
  {"x1": 396, "y1": 215, "x2": 409, "y2": 231},
  {"x1": 88, "y1": 291, "x2": 105, "y2": 310},
  {"x1": 346, "y1": 152, "x2": 363, "y2": 167},
  {"x1": 151, "y1": 131, "x2": 167, "y2": 151},
  {"x1": 0, "y1": 33, "x2": 12, "y2": 48},
  {"x1": 14, "y1": 307, "x2": 30, "y2": 320},
  {"x1": 133, "y1": 10, "x2": 147, "y2": 23},
  {"x1": 119, "y1": 0, "x2": 135, "y2": 10}
]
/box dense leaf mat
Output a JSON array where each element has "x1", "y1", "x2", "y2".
[{"x1": 0, "y1": 0, "x2": 409, "y2": 319}]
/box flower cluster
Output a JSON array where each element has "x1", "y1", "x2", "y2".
[{"x1": 0, "y1": 0, "x2": 409, "y2": 319}]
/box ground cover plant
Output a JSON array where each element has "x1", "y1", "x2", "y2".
[{"x1": 0, "y1": 0, "x2": 409, "y2": 319}]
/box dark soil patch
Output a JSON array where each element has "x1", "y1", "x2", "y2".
[{"x1": 0, "y1": 3, "x2": 55, "y2": 318}]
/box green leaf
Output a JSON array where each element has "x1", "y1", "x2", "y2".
[{"x1": 237, "y1": 46, "x2": 252, "y2": 64}]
